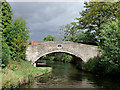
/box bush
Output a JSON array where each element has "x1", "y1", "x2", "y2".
[
  {"x1": 98, "y1": 19, "x2": 120, "y2": 75},
  {"x1": 2, "y1": 41, "x2": 10, "y2": 68},
  {"x1": 83, "y1": 56, "x2": 105, "y2": 74},
  {"x1": 83, "y1": 56, "x2": 120, "y2": 76}
]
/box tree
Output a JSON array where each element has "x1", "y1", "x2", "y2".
[
  {"x1": 43, "y1": 35, "x2": 56, "y2": 41},
  {"x1": 60, "y1": 1, "x2": 120, "y2": 44},
  {"x1": 76, "y1": 1, "x2": 120, "y2": 43},
  {"x1": 1, "y1": 0, "x2": 12, "y2": 37},
  {"x1": 60, "y1": 22, "x2": 97, "y2": 44},
  {"x1": 98, "y1": 19, "x2": 120, "y2": 74},
  {"x1": 60, "y1": 22, "x2": 80, "y2": 42},
  {"x1": 5, "y1": 17, "x2": 29, "y2": 61},
  {"x1": 0, "y1": 0, "x2": 13, "y2": 67}
]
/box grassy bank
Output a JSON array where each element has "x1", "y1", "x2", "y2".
[{"x1": 1, "y1": 60, "x2": 51, "y2": 89}]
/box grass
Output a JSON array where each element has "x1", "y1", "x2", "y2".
[{"x1": 1, "y1": 60, "x2": 51, "y2": 88}]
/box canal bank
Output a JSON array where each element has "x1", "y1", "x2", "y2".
[
  {"x1": 1, "y1": 60, "x2": 52, "y2": 89},
  {"x1": 20, "y1": 61, "x2": 120, "y2": 88}
]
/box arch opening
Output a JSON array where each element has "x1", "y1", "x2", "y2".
[
  {"x1": 34, "y1": 50, "x2": 84, "y2": 63},
  {"x1": 35, "y1": 51, "x2": 83, "y2": 69}
]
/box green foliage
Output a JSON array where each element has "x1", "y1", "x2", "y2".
[
  {"x1": 42, "y1": 54, "x2": 55, "y2": 61},
  {"x1": 2, "y1": 60, "x2": 51, "y2": 88},
  {"x1": 97, "y1": 19, "x2": 120, "y2": 74},
  {"x1": 2, "y1": 40, "x2": 10, "y2": 67},
  {"x1": 5, "y1": 16, "x2": 29, "y2": 61},
  {"x1": 60, "y1": 1, "x2": 120, "y2": 76},
  {"x1": 1, "y1": 1, "x2": 29, "y2": 66},
  {"x1": 60, "y1": 22, "x2": 80, "y2": 42},
  {"x1": 83, "y1": 56, "x2": 120, "y2": 75},
  {"x1": 77, "y1": 30, "x2": 97, "y2": 44},
  {"x1": 43, "y1": 35, "x2": 56, "y2": 41},
  {"x1": 41, "y1": 53, "x2": 73, "y2": 63},
  {"x1": 60, "y1": 22, "x2": 97, "y2": 44},
  {"x1": 60, "y1": 1, "x2": 120, "y2": 44},
  {"x1": 98, "y1": 19, "x2": 120, "y2": 66},
  {"x1": 54, "y1": 53, "x2": 73, "y2": 63},
  {"x1": 83, "y1": 19, "x2": 120, "y2": 75},
  {"x1": 1, "y1": 1, "x2": 12, "y2": 67},
  {"x1": 76, "y1": 1, "x2": 120, "y2": 42},
  {"x1": 1, "y1": 0, "x2": 12, "y2": 33},
  {"x1": 83, "y1": 56, "x2": 106, "y2": 74}
]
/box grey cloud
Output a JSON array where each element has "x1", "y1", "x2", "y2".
[{"x1": 9, "y1": 2, "x2": 84, "y2": 41}]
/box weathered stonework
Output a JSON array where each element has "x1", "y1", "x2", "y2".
[{"x1": 26, "y1": 41, "x2": 99, "y2": 64}]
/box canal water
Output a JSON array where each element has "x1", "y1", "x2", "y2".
[{"x1": 21, "y1": 60, "x2": 120, "y2": 88}]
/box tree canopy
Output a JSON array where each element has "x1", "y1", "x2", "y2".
[
  {"x1": 98, "y1": 19, "x2": 120, "y2": 66},
  {"x1": 43, "y1": 35, "x2": 56, "y2": 41},
  {"x1": 1, "y1": 0, "x2": 13, "y2": 66},
  {"x1": 1, "y1": 1, "x2": 30, "y2": 67},
  {"x1": 6, "y1": 16, "x2": 29, "y2": 61},
  {"x1": 60, "y1": 1, "x2": 120, "y2": 44},
  {"x1": 76, "y1": 1, "x2": 120, "y2": 42}
]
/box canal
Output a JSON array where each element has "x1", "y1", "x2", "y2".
[{"x1": 20, "y1": 60, "x2": 120, "y2": 88}]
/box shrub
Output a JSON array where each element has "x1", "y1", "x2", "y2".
[{"x1": 83, "y1": 56, "x2": 105, "y2": 74}]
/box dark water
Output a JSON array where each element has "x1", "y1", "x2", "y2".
[{"x1": 21, "y1": 61, "x2": 120, "y2": 88}]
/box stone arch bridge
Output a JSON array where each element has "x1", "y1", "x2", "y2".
[{"x1": 26, "y1": 41, "x2": 99, "y2": 66}]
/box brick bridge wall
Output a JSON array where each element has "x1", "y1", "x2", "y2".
[{"x1": 26, "y1": 41, "x2": 99, "y2": 64}]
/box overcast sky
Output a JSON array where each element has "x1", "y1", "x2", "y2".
[{"x1": 8, "y1": 1, "x2": 86, "y2": 41}]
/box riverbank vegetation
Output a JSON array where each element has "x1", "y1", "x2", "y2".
[
  {"x1": 2, "y1": 60, "x2": 50, "y2": 88},
  {"x1": 1, "y1": 0, "x2": 120, "y2": 88},
  {"x1": 1, "y1": 0, "x2": 29, "y2": 68},
  {"x1": 0, "y1": 1, "x2": 51, "y2": 89},
  {"x1": 83, "y1": 19, "x2": 120, "y2": 76},
  {"x1": 59, "y1": 1, "x2": 120, "y2": 76},
  {"x1": 41, "y1": 1, "x2": 120, "y2": 76}
]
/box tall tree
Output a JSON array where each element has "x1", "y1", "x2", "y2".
[
  {"x1": 1, "y1": 0, "x2": 12, "y2": 37},
  {"x1": 1, "y1": 0, "x2": 13, "y2": 67},
  {"x1": 76, "y1": 1, "x2": 120, "y2": 43},
  {"x1": 6, "y1": 17, "x2": 29, "y2": 61}
]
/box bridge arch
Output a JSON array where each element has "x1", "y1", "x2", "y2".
[{"x1": 34, "y1": 50, "x2": 84, "y2": 63}]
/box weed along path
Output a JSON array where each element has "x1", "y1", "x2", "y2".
[{"x1": 20, "y1": 61, "x2": 120, "y2": 88}]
